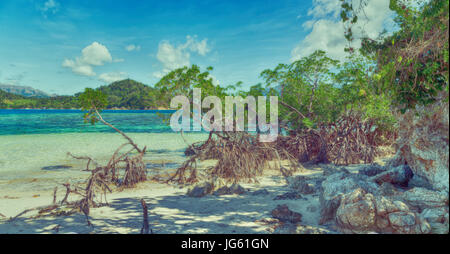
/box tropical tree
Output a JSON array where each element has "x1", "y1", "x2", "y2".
[
  {"x1": 261, "y1": 50, "x2": 340, "y2": 130},
  {"x1": 340, "y1": 0, "x2": 449, "y2": 112}
]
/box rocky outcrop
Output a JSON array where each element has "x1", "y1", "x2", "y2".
[
  {"x1": 271, "y1": 204, "x2": 302, "y2": 223},
  {"x1": 319, "y1": 172, "x2": 380, "y2": 224},
  {"x1": 213, "y1": 184, "x2": 246, "y2": 196},
  {"x1": 288, "y1": 176, "x2": 315, "y2": 194},
  {"x1": 420, "y1": 207, "x2": 449, "y2": 234},
  {"x1": 316, "y1": 93, "x2": 449, "y2": 233},
  {"x1": 187, "y1": 182, "x2": 247, "y2": 197},
  {"x1": 274, "y1": 192, "x2": 305, "y2": 200},
  {"x1": 186, "y1": 182, "x2": 215, "y2": 197},
  {"x1": 251, "y1": 189, "x2": 270, "y2": 196},
  {"x1": 319, "y1": 166, "x2": 449, "y2": 234},
  {"x1": 393, "y1": 94, "x2": 449, "y2": 192},
  {"x1": 369, "y1": 165, "x2": 413, "y2": 187},
  {"x1": 335, "y1": 188, "x2": 431, "y2": 234},
  {"x1": 401, "y1": 187, "x2": 448, "y2": 210}
]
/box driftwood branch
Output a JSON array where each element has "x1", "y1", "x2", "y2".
[{"x1": 140, "y1": 199, "x2": 151, "y2": 234}]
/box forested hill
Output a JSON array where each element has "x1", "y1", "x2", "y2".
[
  {"x1": 95, "y1": 79, "x2": 160, "y2": 109},
  {"x1": 0, "y1": 79, "x2": 165, "y2": 109}
]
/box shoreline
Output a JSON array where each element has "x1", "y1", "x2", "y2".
[{"x1": 0, "y1": 164, "x2": 337, "y2": 234}]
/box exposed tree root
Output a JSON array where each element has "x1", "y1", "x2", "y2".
[
  {"x1": 170, "y1": 111, "x2": 395, "y2": 185},
  {"x1": 169, "y1": 131, "x2": 300, "y2": 185}
]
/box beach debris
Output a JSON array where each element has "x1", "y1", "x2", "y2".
[
  {"x1": 271, "y1": 204, "x2": 302, "y2": 223},
  {"x1": 274, "y1": 192, "x2": 305, "y2": 200}
]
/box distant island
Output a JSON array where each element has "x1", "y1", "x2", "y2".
[
  {"x1": 0, "y1": 79, "x2": 169, "y2": 110},
  {"x1": 0, "y1": 84, "x2": 54, "y2": 98}
]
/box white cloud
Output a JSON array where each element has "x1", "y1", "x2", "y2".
[
  {"x1": 98, "y1": 72, "x2": 127, "y2": 83},
  {"x1": 62, "y1": 59, "x2": 95, "y2": 76},
  {"x1": 40, "y1": 0, "x2": 59, "y2": 16},
  {"x1": 291, "y1": 0, "x2": 396, "y2": 62},
  {"x1": 156, "y1": 41, "x2": 190, "y2": 72},
  {"x1": 80, "y1": 42, "x2": 112, "y2": 66},
  {"x1": 125, "y1": 44, "x2": 141, "y2": 52},
  {"x1": 182, "y1": 35, "x2": 210, "y2": 56},
  {"x1": 307, "y1": 0, "x2": 341, "y2": 19},
  {"x1": 153, "y1": 35, "x2": 211, "y2": 78},
  {"x1": 62, "y1": 42, "x2": 114, "y2": 77}
]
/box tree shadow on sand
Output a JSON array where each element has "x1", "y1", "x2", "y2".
[{"x1": 0, "y1": 174, "x2": 325, "y2": 234}]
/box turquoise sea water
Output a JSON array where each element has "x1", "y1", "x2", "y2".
[{"x1": 0, "y1": 109, "x2": 177, "y2": 135}]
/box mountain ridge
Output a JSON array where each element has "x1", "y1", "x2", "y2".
[{"x1": 0, "y1": 84, "x2": 53, "y2": 98}]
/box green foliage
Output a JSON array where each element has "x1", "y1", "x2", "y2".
[
  {"x1": 261, "y1": 50, "x2": 340, "y2": 130},
  {"x1": 78, "y1": 88, "x2": 108, "y2": 125},
  {"x1": 334, "y1": 54, "x2": 396, "y2": 131},
  {"x1": 341, "y1": 0, "x2": 449, "y2": 111},
  {"x1": 96, "y1": 79, "x2": 158, "y2": 109},
  {"x1": 155, "y1": 65, "x2": 229, "y2": 104}
]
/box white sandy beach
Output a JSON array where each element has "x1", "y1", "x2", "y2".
[
  {"x1": 0, "y1": 132, "x2": 334, "y2": 234},
  {"x1": 0, "y1": 164, "x2": 338, "y2": 234}
]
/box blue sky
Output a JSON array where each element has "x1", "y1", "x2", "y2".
[{"x1": 0, "y1": 0, "x2": 394, "y2": 95}]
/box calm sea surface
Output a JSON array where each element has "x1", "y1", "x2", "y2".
[{"x1": 0, "y1": 109, "x2": 177, "y2": 135}]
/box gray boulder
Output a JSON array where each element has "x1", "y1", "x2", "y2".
[
  {"x1": 288, "y1": 176, "x2": 315, "y2": 194},
  {"x1": 335, "y1": 188, "x2": 432, "y2": 234},
  {"x1": 319, "y1": 172, "x2": 380, "y2": 224},
  {"x1": 186, "y1": 182, "x2": 214, "y2": 197}
]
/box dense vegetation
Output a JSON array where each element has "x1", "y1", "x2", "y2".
[
  {"x1": 96, "y1": 79, "x2": 160, "y2": 109},
  {"x1": 340, "y1": 0, "x2": 448, "y2": 112},
  {"x1": 0, "y1": 79, "x2": 161, "y2": 110}
]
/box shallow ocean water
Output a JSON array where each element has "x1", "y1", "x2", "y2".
[{"x1": 0, "y1": 110, "x2": 208, "y2": 193}]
